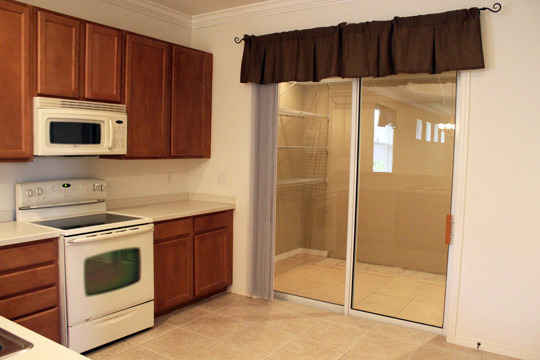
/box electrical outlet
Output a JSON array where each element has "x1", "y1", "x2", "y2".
[
  {"x1": 166, "y1": 172, "x2": 173, "y2": 184},
  {"x1": 218, "y1": 173, "x2": 227, "y2": 185}
]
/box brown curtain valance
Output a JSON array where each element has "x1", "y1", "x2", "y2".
[{"x1": 240, "y1": 8, "x2": 484, "y2": 84}]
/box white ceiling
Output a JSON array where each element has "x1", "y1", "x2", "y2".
[{"x1": 148, "y1": 0, "x2": 273, "y2": 15}]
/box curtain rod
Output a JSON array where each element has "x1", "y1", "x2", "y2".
[{"x1": 233, "y1": 3, "x2": 502, "y2": 44}]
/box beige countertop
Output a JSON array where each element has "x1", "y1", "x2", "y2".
[
  {"x1": 0, "y1": 317, "x2": 87, "y2": 359},
  {"x1": 0, "y1": 221, "x2": 61, "y2": 247},
  {"x1": 115, "y1": 200, "x2": 235, "y2": 222},
  {"x1": 0, "y1": 199, "x2": 234, "y2": 247}
]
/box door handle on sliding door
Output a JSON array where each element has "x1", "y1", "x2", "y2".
[{"x1": 445, "y1": 214, "x2": 452, "y2": 245}]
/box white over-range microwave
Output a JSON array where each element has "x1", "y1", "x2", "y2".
[{"x1": 33, "y1": 97, "x2": 127, "y2": 156}]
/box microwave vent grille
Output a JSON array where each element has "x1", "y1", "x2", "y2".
[{"x1": 34, "y1": 97, "x2": 126, "y2": 113}]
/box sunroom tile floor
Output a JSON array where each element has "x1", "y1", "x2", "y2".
[
  {"x1": 84, "y1": 292, "x2": 517, "y2": 360},
  {"x1": 274, "y1": 254, "x2": 445, "y2": 326}
]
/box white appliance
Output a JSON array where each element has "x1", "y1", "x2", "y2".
[
  {"x1": 16, "y1": 179, "x2": 153, "y2": 353},
  {"x1": 33, "y1": 97, "x2": 127, "y2": 156}
]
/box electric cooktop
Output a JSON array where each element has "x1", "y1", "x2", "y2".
[{"x1": 33, "y1": 213, "x2": 143, "y2": 231}]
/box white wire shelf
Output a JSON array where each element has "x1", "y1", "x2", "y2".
[
  {"x1": 276, "y1": 178, "x2": 328, "y2": 188},
  {"x1": 278, "y1": 108, "x2": 329, "y2": 119},
  {"x1": 277, "y1": 146, "x2": 328, "y2": 151}
]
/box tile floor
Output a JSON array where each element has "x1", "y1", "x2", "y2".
[
  {"x1": 274, "y1": 254, "x2": 446, "y2": 326},
  {"x1": 84, "y1": 292, "x2": 517, "y2": 360}
]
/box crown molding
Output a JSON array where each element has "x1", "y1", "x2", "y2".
[
  {"x1": 101, "y1": 0, "x2": 192, "y2": 29},
  {"x1": 101, "y1": 0, "x2": 358, "y2": 30},
  {"x1": 192, "y1": 0, "x2": 358, "y2": 29}
]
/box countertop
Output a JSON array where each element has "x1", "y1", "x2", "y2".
[
  {"x1": 0, "y1": 317, "x2": 87, "y2": 359},
  {"x1": 0, "y1": 221, "x2": 61, "y2": 247},
  {"x1": 114, "y1": 199, "x2": 235, "y2": 222},
  {"x1": 0, "y1": 199, "x2": 234, "y2": 246}
]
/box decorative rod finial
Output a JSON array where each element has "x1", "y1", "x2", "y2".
[
  {"x1": 234, "y1": 37, "x2": 244, "y2": 44},
  {"x1": 480, "y1": 2, "x2": 502, "y2": 13}
]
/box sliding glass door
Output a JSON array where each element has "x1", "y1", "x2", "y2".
[
  {"x1": 351, "y1": 72, "x2": 457, "y2": 327},
  {"x1": 274, "y1": 80, "x2": 353, "y2": 305},
  {"x1": 272, "y1": 72, "x2": 457, "y2": 328}
]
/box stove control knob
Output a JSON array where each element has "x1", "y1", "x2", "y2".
[
  {"x1": 98, "y1": 184, "x2": 106, "y2": 192},
  {"x1": 92, "y1": 184, "x2": 98, "y2": 191},
  {"x1": 35, "y1": 187, "x2": 43, "y2": 196},
  {"x1": 25, "y1": 189, "x2": 33, "y2": 197}
]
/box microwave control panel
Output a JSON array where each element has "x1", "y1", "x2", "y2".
[{"x1": 111, "y1": 119, "x2": 127, "y2": 152}]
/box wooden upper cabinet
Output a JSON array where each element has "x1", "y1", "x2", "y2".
[
  {"x1": 171, "y1": 46, "x2": 212, "y2": 158},
  {"x1": 85, "y1": 23, "x2": 122, "y2": 102},
  {"x1": 124, "y1": 34, "x2": 171, "y2": 158},
  {"x1": 37, "y1": 11, "x2": 80, "y2": 98},
  {"x1": 0, "y1": 0, "x2": 32, "y2": 161}
]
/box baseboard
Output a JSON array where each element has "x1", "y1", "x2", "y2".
[
  {"x1": 452, "y1": 335, "x2": 539, "y2": 360},
  {"x1": 274, "y1": 248, "x2": 328, "y2": 262}
]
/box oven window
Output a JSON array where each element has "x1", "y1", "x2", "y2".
[
  {"x1": 49, "y1": 121, "x2": 101, "y2": 144},
  {"x1": 84, "y1": 248, "x2": 140, "y2": 296}
]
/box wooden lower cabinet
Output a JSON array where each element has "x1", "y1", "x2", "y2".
[
  {"x1": 154, "y1": 210, "x2": 233, "y2": 315},
  {"x1": 15, "y1": 307, "x2": 61, "y2": 343},
  {"x1": 154, "y1": 236, "x2": 194, "y2": 314},
  {"x1": 0, "y1": 238, "x2": 61, "y2": 343},
  {"x1": 194, "y1": 228, "x2": 229, "y2": 297}
]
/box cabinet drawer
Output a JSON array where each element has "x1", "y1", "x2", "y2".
[
  {"x1": 0, "y1": 286, "x2": 57, "y2": 320},
  {"x1": 0, "y1": 238, "x2": 57, "y2": 273},
  {"x1": 154, "y1": 218, "x2": 192, "y2": 242},
  {"x1": 0, "y1": 264, "x2": 57, "y2": 298},
  {"x1": 194, "y1": 211, "x2": 232, "y2": 233},
  {"x1": 16, "y1": 307, "x2": 61, "y2": 343}
]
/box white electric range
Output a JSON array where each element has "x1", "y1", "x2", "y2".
[{"x1": 15, "y1": 178, "x2": 154, "y2": 353}]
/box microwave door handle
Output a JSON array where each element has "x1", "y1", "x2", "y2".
[
  {"x1": 108, "y1": 118, "x2": 114, "y2": 150},
  {"x1": 66, "y1": 224, "x2": 153, "y2": 244}
]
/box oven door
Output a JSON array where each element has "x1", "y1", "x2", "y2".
[{"x1": 64, "y1": 224, "x2": 154, "y2": 325}]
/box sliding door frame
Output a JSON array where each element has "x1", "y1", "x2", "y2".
[
  {"x1": 269, "y1": 72, "x2": 470, "y2": 340},
  {"x1": 344, "y1": 72, "x2": 471, "y2": 337}
]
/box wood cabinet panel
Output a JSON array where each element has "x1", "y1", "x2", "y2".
[
  {"x1": 170, "y1": 46, "x2": 212, "y2": 158},
  {"x1": 0, "y1": 238, "x2": 60, "y2": 343},
  {"x1": 124, "y1": 34, "x2": 171, "y2": 158},
  {"x1": 0, "y1": 264, "x2": 57, "y2": 298},
  {"x1": 0, "y1": 238, "x2": 56, "y2": 273},
  {"x1": 0, "y1": 286, "x2": 57, "y2": 319},
  {"x1": 154, "y1": 236, "x2": 194, "y2": 314},
  {"x1": 194, "y1": 211, "x2": 231, "y2": 233},
  {"x1": 85, "y1": 23, "x2": 122, "y2": 102},
  {"x1": 194, "y1": 229, "x2": 229, "y2": 297},
  {"x1": 0, "y1": 0, "x2": 32, "y2": 161},
  {"x1": 16, "y1": 307, "x2": 61, "y2": 343},
  {"x1": 37, "y1": 10, "x2": 80, "y2": 98},
  {"x1": 154, "y1": 218, "x2": 192, "y2": 242}
]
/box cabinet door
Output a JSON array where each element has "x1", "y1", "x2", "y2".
[
  {"x1": 124, "y1": 34, "x2": 171, "y2": 158},
  {"x1": 85, "y1": 23, "x2": 122, "y2": 102},
  {"x1": 154, "y1": 236, "x2": 194, "y2": 314},
  {"x1": 0, "y1": 0, "x2": 32, "y2": 161},
  {"x1": 37, "y1": 11, "x2": 80, "y2": 98},
  {"x1": 194, "y1": 229, "x2": 230, "y2": 297},
  {"x1": 170, "y1": 46, "x2": 212, "y2": 158}
]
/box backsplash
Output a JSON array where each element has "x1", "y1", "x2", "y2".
[{"x1": 0, "y1": 157, "x2": 189, "y2": 220}]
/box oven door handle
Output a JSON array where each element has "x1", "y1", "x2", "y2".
[{"x1": 66, "y1": 224, "x2": 153, "y2": 244}]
